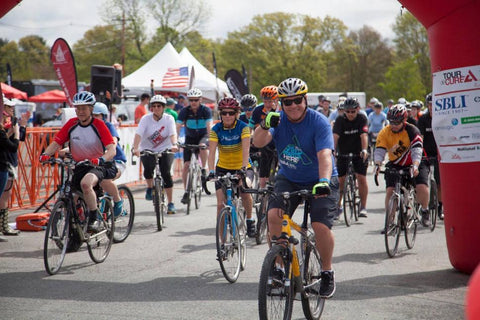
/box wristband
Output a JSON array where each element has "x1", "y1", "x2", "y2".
[{"x1": 319, "y1": 178, "x2": 330, "y2": 184}]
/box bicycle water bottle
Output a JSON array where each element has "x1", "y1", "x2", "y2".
[{"x1": 76, "y1": 203, "x2": 85, "y2": 223}]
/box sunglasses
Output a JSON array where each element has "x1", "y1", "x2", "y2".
[
  {"x1": 345, "y1": 110, "x2": 357, "y2": 114},
  {"x1": 220, "y1": 111, "x2": 237, "y2": 116},
  {"x1": 390, "y1": 120, "x2": 403, "y2": 125},
  {"x1": 282, "y1": 96, "x2": 304, "y2": 106},
  {"x1": 189, "y1": 99, "x2": 200, "y2": 102},
  {"x1": 151, "y1": 103, "x2": 165, "y2": 108}
]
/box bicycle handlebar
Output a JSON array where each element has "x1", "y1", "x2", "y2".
[
  {"x1": 177, "y1": 143, "x2": 207, "y2": 150},
  {"x1": 140, "y1": 149, "x2": 175, "y2": 157},
  {"x1": 374, "y1": 166, "x2": 414, "y2": 186}
]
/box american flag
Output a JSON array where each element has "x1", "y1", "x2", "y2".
[{"x1": 162, "y1": 66, "x2": 189, "y2": 88}]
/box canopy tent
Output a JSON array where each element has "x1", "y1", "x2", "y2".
[
  {"x1": 28, "y1": 89, "x2": 66, "y2": 103},
  {"x1": 179, "y1": 47, "x2": 230, "y2": 102},
  {"x1": 1, "y1": 82, "x2": 28, "y2": 100},
  {"x1": 122, "y1": 42, "x2": 193, "y2": 94}
]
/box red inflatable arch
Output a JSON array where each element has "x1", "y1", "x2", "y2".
[{"x1": 399, "y1": 0, "x2": 480, "y2": 274}]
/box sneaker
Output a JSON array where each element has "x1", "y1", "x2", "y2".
[
  {"x1": 181, "y1": 192, "x2": 189, "y2": 204},
  {"x1": 334, "y1": 207, "x2": 343, "y2": 220},
  {"x1": 359, "y1": 208, "x2": 368, "y2": 218},
  {"x1": 319, "y1": 270, "x2": 336, "y2": 299},
  {"x1": 201, "y1": 169, "x2": 211, "y2": 195},
  {"x1": 271, "y1": 267, "x2": 285, "y2": 288},
  {"x1": 87, "y1": 211, "x2": 101, "y2": 233},
  {"x1": 167, "y1": 202, "x2": 176, "y2": 214},
  {"x1": 113, "y1": 199, "x2": 123, "y2": 217},
  {"x1": 145, "y1": 188, "x2": 153, "y2": 201},
  {"x1": 246, "y1": 219, "x2": 256, "y2": 238},
  {"x1": 421, "y1": 209, "x2": 431, "y2": 228}
]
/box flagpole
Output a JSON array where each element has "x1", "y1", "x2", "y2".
[{"x1": 212, "y1": 52, "x2": 219, "y2": 102}]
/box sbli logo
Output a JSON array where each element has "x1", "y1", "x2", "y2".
[{"x1": 434, "y1": 95, "x2": 467, "y2": 111}]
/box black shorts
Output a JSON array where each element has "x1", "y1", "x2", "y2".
[
  {"x1": 422, "y1": 157, "x2": 441, "y2": 185},
  {"x1": 259, "y1": 147, "x2": 277, "y2": 178},
  {"x1": 183, "y1": 135, "x2": 208, "y2": 162},
  {"x1": 384, "y1": 162, "x2": 428, "y2": 188},
  {"x1": 336, "y1": 155, "x2": 368, "y2": 177},
  {"x1": 140, "y1": 153, "x2": 175, "y2": 188},
  {"x1": 214, "y1": 167, "x2": 254, "y2": 191},
  {"x1": 72, "y1": 162, "x2": 118, "y2": 191},
  {"x1": 267, "y1": 174, "x2": 339, "y2": 229}
]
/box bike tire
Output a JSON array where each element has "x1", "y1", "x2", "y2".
[
  {"x1": 113, "y1": 185, "x2": 135, "y2": 243},
  {"x1": 186, "y1": 171, "x2": 193, "y2": 215},
  {"x1": 343, "y1": 177, "x2": 354, "y2": 227},
  {"x1": 66, "y1": 197, "x2": 87, "y2": 252},
  {"x1": 301, "y1": 237, "x2": 325, "y2": 320},
  {"x1": 194, "y1": 166, "x2": 202, "y2": 210},
  {"x1": 353, "y1": 176, "x2": 360, "y2": 221},
  {"x1": 236, "y1": 200, "x2": 247, "y2": 271},
  {"x1": 258, "y1": 244, "x2": 294, "y2": 320},
  {"x1": 216, "y1": 208, "x2": 242, "y2": 283},
  {"x1": 255, "y1": 194, "x2": 268, "y2": 245},
  {"x1": 154, "y1": 178, "x2": 163, "y2": 231},
  {"x1": 44, "y1": 199, "x2": 70, "y2": 275},
  {"x1": 385, "y1": 195, "x2": 401, "y2": 258},
  {"x1": 404, "y1": 190, "x2": 418, "y2": 249},
  {"x1": 87, "y1": 199, "x2": 114, "y2": 263},
  {"x1": 429, "y1": 182, "x2": 438, "y2": 232}
]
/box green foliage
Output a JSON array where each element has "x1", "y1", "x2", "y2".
[{"x1": 379, "y1": 56, "x2": 426, "y2": 101}]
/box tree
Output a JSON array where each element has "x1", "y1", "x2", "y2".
[{"x1": 379, "y1": 57, "x2": 425, "y2": 101}]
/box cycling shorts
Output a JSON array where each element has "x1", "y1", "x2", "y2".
[
  {"x1": 259, "y1": 147, "x2": 277, "y2": 178},
  {"x1": 214, "y1": 166, "x2": 254, "y2": 191},
  {"x1": 72, "y1": 161, "x2": 118, "y2": 191},
  {"x1": 183, "y1": 135, "x2": 208, "y2": 163},
  {"x1": 336, "y1": 156, "x2": 368, "y2": 177},
  {"x1": 384, "y1": 162, "x2": 428, "y2": 188},
  {"x1": 140, "y1": 153, "x2": 174, "y2": 188}
]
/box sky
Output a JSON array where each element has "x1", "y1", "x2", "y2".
[{"x1": 0, "y1": 0, "x2": 405, "y2": 46}]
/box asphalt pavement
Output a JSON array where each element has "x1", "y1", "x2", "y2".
[{"x1": 0, "y1": 171, "x2": 469, "y2": 320}]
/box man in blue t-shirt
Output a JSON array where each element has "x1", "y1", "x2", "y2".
[{"x1": 253, "y1": 77, "x2": 339, "y2": 300}]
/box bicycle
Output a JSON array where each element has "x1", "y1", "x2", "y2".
[
  {"x1": 252, "y1": 183, "x2": 272, "y2": 245},
  {"x1": 178, "y1": 144, "x2": 206, "y2": 215},
  {"x1": 338, "y1": 153, "x2": 361, "y2": 227},
  {"x1": 424, "y1": 156, "x2": 439, "y2": 232},
  {"x1": 257, "y1": 189, "x2": 325, "y2": 320},
  {"x1": 43, "y1": 157, "x2": 115, "y2": 275},
  {"x1": 209, "y1": 171, "x2": 247, "y2": 283},
  {"x1": 140, "y1": 150, "x2": 173, "y2": 231},
  {"x1": 367, "y1": 132, "x2": 378, "y2": 166},
  {"x1": 100, "y1": 184, "x2": 134, "y2": 243},
  {"x1": 375, "y1": 166, "x2": 419, "y2": 258}
]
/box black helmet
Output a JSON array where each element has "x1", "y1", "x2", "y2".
[
  {"x1": 240, "y1": 94, "x2": 257, "y2": 110},
  {"x1": 343, "y1": 97, "x2": 359, "y2": 110},
  {"x1": 426, "y1": 93, "x2": 432, "y2": 104}
]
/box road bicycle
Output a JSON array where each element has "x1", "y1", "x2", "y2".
[
  {"x1": 338, "y1": 153, "x2": 361, "y2": 227},
  {"x1": 375, "y1": 166, "x2": 420, "y2": 258},
  {"x1": 252, "y1": 183, "x2": 272, "y2": 245},
  {"x1": 43, "y1": 157, "x2": 114, "y2": 275},
  {"x1": 257, "y1": 189, "x2": 325, "y2": 320},
  {"x1": 140, "y1": 150, "x2": 173, "y2": 231},
  {"x1": 209, "y1": 171, "x2": 248, "y2": 283},
  {"x1": 178, "y1": 144, "x2": 205, "y2": 215},
  {"x1": 99, "y1": 183, "x2": 134, "y2": 243},
  {"x1": 424, "y1": 156, "x2": 439, "y2": 232}
]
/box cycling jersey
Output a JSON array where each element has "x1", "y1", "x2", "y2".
[
  {"x1": 105, "y1": 122, "x2": 127, "y2": 163},
  {"x1": 368, "y1": 112, "x2": 388, "y2": 133},
  {"x1": 177, "y1": 105, "x2": 212, "y2": 138},
  {"x1": 54, "y1": 117, "x2": 114, "y2": 162},
  {"x1": 210, "y1": 120, "x2": 250, "y2": 170},
  {"x1": 375, "y1": 123, "x2": 423, "y2": 166},
  {"x1": 238, "y1": 113, "x2": 250, "y2": 125},
  {"x1": 136, "y1": 113, "x2": 176, "y2": 152},
  {"x1": 333, "y1": 113, "x2": 368, "y2": 154},
  {"x1": 417, "y1": 111, "x2": 437, "y2": 157}
]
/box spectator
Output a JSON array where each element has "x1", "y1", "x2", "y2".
[
  {"x1": 165, "y1": 98, "x2": 178, "y2": 121},
  {"x1": 175, "y1": 95, "x2": 187, "y2": 112},
  {"x1": 135, "y1": 93, "x2": 150, "y2": 124}
]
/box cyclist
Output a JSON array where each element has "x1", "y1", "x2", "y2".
[
  {"x1": 92, "y1": 102, "x2": 127, "y2": 217},
  {"x1": 410, "y1": 99, "x2": 423, "y2": 121},
  {"x1": 133, "y1": 94, "x2": 178, "y2": 214},
  {"x1": 239, "y1": 93, "x2": 257, "y2": 129},
  {"x1": 417, "y1": 93, "x2": 443, "y2": 219},
  {"x1": 365, "y1": 97, "x2": 379, "y2": 116},
  {"x1": 177, "y1": 88, "x2": 212, "y2": 202},
  {"x1": 40, "y1": 91, "x2": 117, "y2": 233},
  {"x1": 333, "y1": 97, "x2": 370, "y2": 218},
  {"x1": 405, "y1": 102, "x2": 418, "y2": 126},
  {"x1": 253, "y1": 77, "x2": 339, "y2": 299},
  {"x1": 374, "y1": 104, "x2": 431, "y2": 229},
  {"x1": 207, "y1": 97, "x2": 256, "y2": 237},
  {"x1": 368, "y1": 101, "x2": 388, "y2": 158},
  {"x1": 328, "y1": 96, "x2": 346, "y2": 126},
  {"x1": 250, "y1": 85, "x2": 279, "y2": 188}
]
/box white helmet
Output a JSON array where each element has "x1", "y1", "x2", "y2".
[
  {"x1": 187, "y1": 88, "x2": 202, "y2": 98},
  {"x1": 150, "y1": 94, "x2": 167, "y2": 105},
  {"x1": 73, "y1": 91, "x2": 96, "y2": 106},
  {"x1": 93, "y1": 102, "x2": 109, "y2": 117}
]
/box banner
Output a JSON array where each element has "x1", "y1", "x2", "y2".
[
  {"x1": 0, "y1": 82, "x2": 4, "y2": 123},
  {"x1": 432, "y1": 65, "x2": 480, "y2": 163},
  {"x1": 50, "y1": 38, "x2": 78, "y2": 107},
  {"x1": 224, "y1": 69, "x2": 249, "y2": 101},
  {"x1": 6, "y1": 63, "x2": 12, "y2": 86},
  {"x1": 242, "y1": 64, "x2": 249, "y2": 93}
]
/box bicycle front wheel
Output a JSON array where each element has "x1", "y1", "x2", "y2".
[
  {"x1": 429, "y1": 182, "x2": 438, "y2": 232},
  {"x1": 236, "y1": 202, "x2": 247, "y2": 271},
  {"x1": 153, "y1": 178, "x2": 164, "y2": 231},
  {"x1": 256, "y1": 194, "x2": 269, "y2": 245},
  {"x1": 87, "y1": 200, "x2": 114, "y2": 263},
  {"x1": 216, "y1": 208, "x2": 242, "y2": 283},
  {"x1": 301, "y1": 236, "x2": 325, "y2": 320},
  {"x1": 385, "y1": 195, "x2": 401, "y2": 258},
  {"x1": 186, "y1": 170, "x2": 193, "y2": 215},
  {"x1": 258, "y1": 244, "x2": 294, "y2": 320},
  {"x1": 343, "y1": 177, "x2": 354, "y2": 227},
  {"x1": 44, "y1": 200, "x2": 70, "y2": 275},
  {"x1": 194, "y1": 166, "x2": 202, "y2": 209},
  {"x1": 405, "y1": 192, "x2": 418, "y2": 249},
  {"x1": 114, "y1": 185, "x2": 135, "y2": 243}
]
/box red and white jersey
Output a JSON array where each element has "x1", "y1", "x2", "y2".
[{"x1": 54, "y1": 117, "x2": 114, "y2": 162}]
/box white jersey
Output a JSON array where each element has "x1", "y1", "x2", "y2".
[{"x1": 136, "y1": 113, "x2": 176, "y2": 152}]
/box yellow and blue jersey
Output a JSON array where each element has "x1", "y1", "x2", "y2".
[{"x1": 210, "y1": 120, "x2": 250, "y2": 170}]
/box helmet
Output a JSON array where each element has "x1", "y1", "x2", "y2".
[
  {"x1": 369, "y1": 97, "x2": 379, "y2": 104},
  {"x1": 93, "y1": 102, "x2": 109, "y2": 118},
  {"x1": 374, "y1": 101, "x2": 383, "y2": 109},
  {"x1": 218, "y1": 97, "x2": 240, "y2": 110},
  {"x1": 73, "y1": 91, "x2": 96, "y2": 106},
  {"x1": 150, "y1": 94, "x2": 166, "y2": 105},
  {"x1": 240, "y1": 94, "x2": 257, "y2": 110},
  {"x1": 410, "y1": 100, "x2": 422, "y2": 109},
  {"x1": 387, "y1": 99, "x2": 394, "y2": 104},
  {"x1": 397, "y1": 97, "x2": 407, "y2": 105},
  {"x1": 426, "y1": 93, "x2": 432, "y2": 104},
  {"x1": 343, "y1": 97, "x2": 359, "y2": 109},
  {"x1": 260, "y1": 85, "x2": 278, "y2": 100},
  {"x1": 187, "y1": 88, "x2": 202, "y2": 98},
  {"x1": 337, "y1": 102, "x2": 345, "y2": 110},
  {"x1": 277, "y1": 78, "x2": 308, "y2": 98},
  {"x1": 387, "y1": 104, "x2": 408, "y2": 122}
]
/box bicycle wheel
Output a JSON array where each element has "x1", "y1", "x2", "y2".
[
  {"x1": 194, "y1": 166, "x2": 202, "y2": 209},
  {"x1": 216, "y1": 207, "x2": 242, "y2": 283},
  {"x1": 256, "y1": 194, "x2": 269, "y2": 245},
  {"x1": 113, "y1": 185, "x2": 135, "y2": 243},
  {"x1": 44, "y1": 200, "x2": 70, "y2": 275},
  {"x1": 429, "y1": 182, "x2": 438, "y2": 232},
  {"x1": 153, "y1": 178, "x2": 163, "y2": 231},
  {"x1": 353, "y1": 176, "x2": 360, "y2": 221},
  {"x1": 87, "y1": 199, "x2": 114, "y2": 263},
  {"x1": 258, "y1": 244, "x2": 294, "y2": 320},
  {"x1": 301, "y1": 236, "x2": 325, "y2": 320},
  {"x1": 236, "y1": 200, "x2": 247, "y2": 271},
  {"x1": 385, "y1": 195, "x2": 401, "y2": 258},
  {"x1": 186, "y1": 170, "x2": 193, "y2": 215},
  {"x1": 404, "y1": 190, "x2": 418, "y2": 249},
  {"x1": 343, "y1": 177, "x2": 354, "y2": 227},
  {"x1": 66, "y1": 197, "x2": 87, "y2": 252}
]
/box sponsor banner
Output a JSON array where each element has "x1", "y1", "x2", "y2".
[
  {"x1": 115, "y1": 126, "x2": 141, "y2": 184},
  {"x1": 433, "y1": 65, "x2": 480, "y2": 163},
  {"x1": 224, "y1": 69, "x2": 249, "y2": 101},
  {"x1": 50, "y1": 38, "x2": 78, "y2": 107}
]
